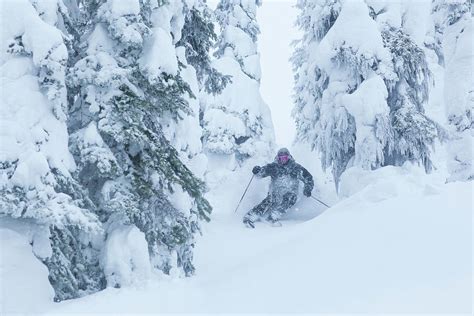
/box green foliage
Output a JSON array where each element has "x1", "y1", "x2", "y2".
[
  {"x1": 109, "y1": 84, "x2": 211, "y2": 222},
  {"x1": 131, "y1": 70, "x2": 193, "y2": 120},
  {"x1": 293, "y1": 2, "x2": 443, "y2": 184},
  {"x1": 178, "y1": 7, "x2": 230, "y2": 94},
  {"x1": 382, "y1": 27, "x2": 443, "y2": 171},
  {"x1": 31, "y1": 0, "x2": 216, "y2": 299},
  {"x1": 92, "y1": 81, "x2": 211, "y2": 275},
  {"x1": 382, "y1": 28, "x2": 431, "y2": 111},
  {"x1": 390, "y1": 107, "x2": 440, "y2": 172},
  {"x1": 45, "y1": 226, "x2": 105, "y2": 302}
]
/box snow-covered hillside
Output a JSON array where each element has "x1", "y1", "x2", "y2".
[
  {"x1": 2, "y1": 163, "x2": 470, "y2": 314},
  {"x1": 1, "y1": 0, "x2": 472, "y2": 314}
]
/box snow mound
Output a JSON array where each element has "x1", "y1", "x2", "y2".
[
  {"x1": 102, "y1": 225, "x2": 152, "y2": 288},
  {"x1": 338, "y1": 163, "x2": 443, "y2": 201},
  {"x1": 0, "y1": 224, "x2": 54, "y2": 314}
]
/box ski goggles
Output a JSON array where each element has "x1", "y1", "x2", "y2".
[{"x1": 278, "y1": 154, "x2": 289, "y2": 164}]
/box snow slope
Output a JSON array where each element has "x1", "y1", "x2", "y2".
[{"x1": 35, "y1": 164, "x2": 471, "y2": 314}]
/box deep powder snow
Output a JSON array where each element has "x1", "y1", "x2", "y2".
[{"x1": 9, "y1": 163, "x2": 467, "y2": 314}]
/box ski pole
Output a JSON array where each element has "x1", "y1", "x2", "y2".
[
  {"x1": 310, "y1": 195, "x2": 331, "y2": 208},
  {"x1": 234, "y1": 175, "x2": 255, "y2": 213}
]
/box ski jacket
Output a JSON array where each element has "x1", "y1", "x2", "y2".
[{"x1": 256, "y1": 159, "x2": 314, "y2": 199}]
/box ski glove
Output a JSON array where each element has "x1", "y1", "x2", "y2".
[
  {"x1": 252, "y1": 166, "x2": 261, "y2": 175},
  {"x1": 303, "y1": 187, "x2": 312, "y2": 197}
]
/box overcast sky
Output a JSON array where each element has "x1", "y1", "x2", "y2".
[{"x1": 258, "y1": 1, "x2": 299, "y2": 148}]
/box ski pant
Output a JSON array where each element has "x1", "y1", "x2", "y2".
[{"x1": 243, "y1": 192, "x2": 297, "y2": 222}]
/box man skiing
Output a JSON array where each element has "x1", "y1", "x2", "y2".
[{"x1": 243, "y1": 148, "x2": 314, "y2": 228}]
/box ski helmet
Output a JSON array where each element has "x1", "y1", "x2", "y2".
[
  {"x1": 277, "y1": 148, "x2": 291, "y2": 164},
  {"x1": 277, "y1": 148, "x2": 290, "y2": 156}
]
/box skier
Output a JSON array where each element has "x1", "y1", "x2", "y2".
[{"x1": 243, "y1": 148, "x2": 314, "y2": 228}]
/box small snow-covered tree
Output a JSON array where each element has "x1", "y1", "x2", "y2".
[
  {"x1": 432, "y1": 0, "x2": 473, "y2": 181},
  {"x1": 202, "y1": 0, "x2": 275, "y2": 169},
  {"x1": 177, "y1": 1, "x2": 230, "y2": 95},
  {"x1": 68, "y1": 0, "x2": 211, "y2": 288},
  {"x1": 0, "y1": 0, "x2": 104, "y2": 301},
  {"x1": 292, "y1": 0, "x2": 443, "y2": 184}
]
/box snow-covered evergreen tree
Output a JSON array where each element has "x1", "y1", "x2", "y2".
[
  {"x1": 432, "y1": 0, "x2": 473, "y2": 181},
  {"x1": 177, "y1": 1, "x2": 230, "y2": 95},
  {"x1": 160, "y1": 0, "x2": 229, "y2": 181},
  {"x1": 380, "y1": 26, "x2": 442, "y2": 172},
  {"x1": 67, "y1": 0, "x2": 211, "y2": 289},
  {"x1": 0, "y1": 0, "x2": 105, "y2": 301},
  {"x1": 202, "y1": 0, "x2": 274, "y2": 170},
  {"x1": 292, "y1": 0, "x2": 443, "y2": 184}
]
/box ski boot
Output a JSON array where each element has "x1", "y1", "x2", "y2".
[
  {"x1": 268, "y1": 218, "x2": 282, "y2": 227},
  {"x1": 266, "y1": 211, "x2": 282, "y2": 227},
  {"x1": 243, "y1": 217, "x2": 255, "y2": 228}
]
